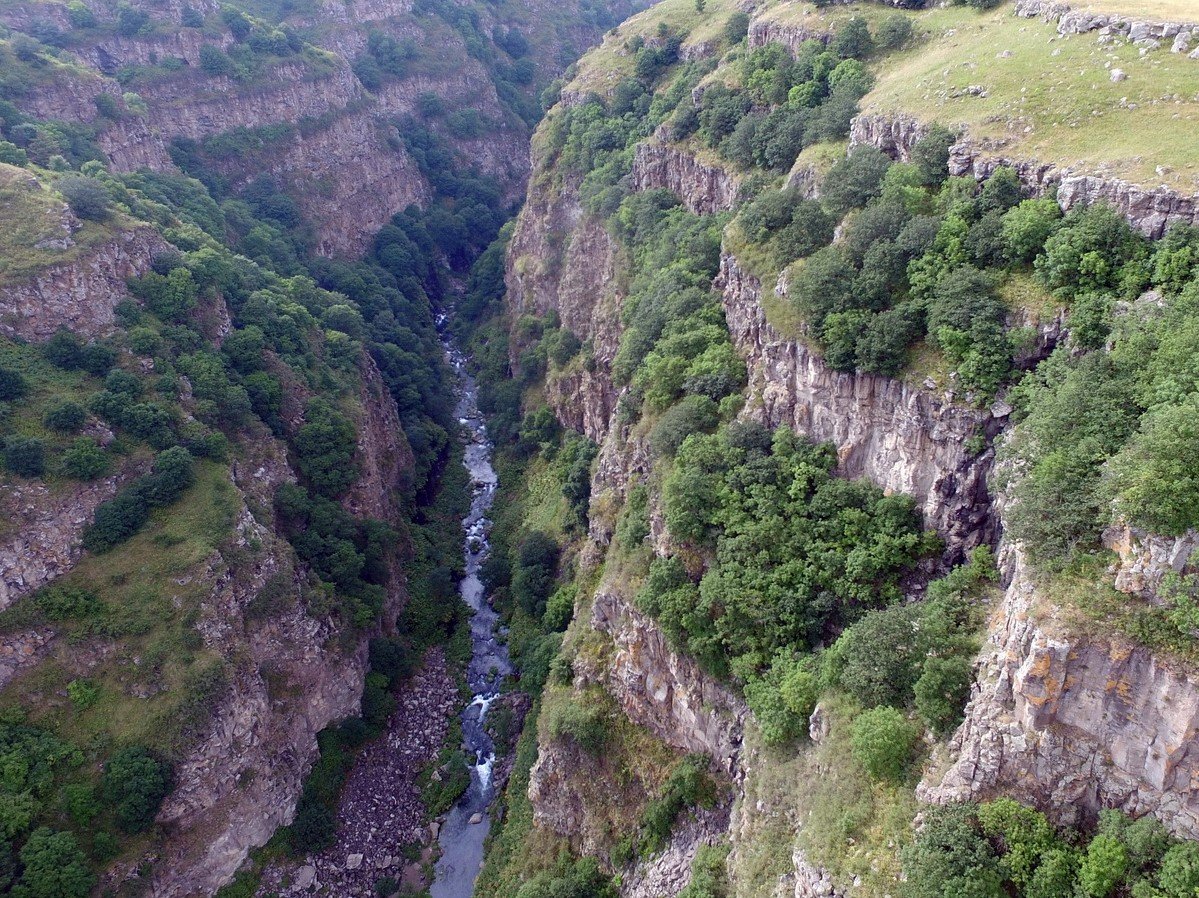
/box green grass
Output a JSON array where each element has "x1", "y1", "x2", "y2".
[
  {"x1": 731, "y1": 698, "x2": 920, "y2": 898},
  {"x1": 1067, "y1": 0, "x2": 1198, "y2": 19},
  {"x1": 0, "y1": 460, "x2": 240, "y2": 755},
  {"x1": 0, "y1": 164, "x2": 124, "y2": 288},
  {"x1": 564, "y1": 0, "x2": 741, "y2": 96},
  {"x1": 787, "y1": 139, "x2": 847, "y2": 185},
  {"x1": 863, "y1": 1, "x2": 1199, "y2": 191}
]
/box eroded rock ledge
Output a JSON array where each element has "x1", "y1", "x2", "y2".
[
  {"x1": 632, "y1": 142, "x2": 741, "y2": 215},
  {"x1": 718, "y1": 249, "x2": 996, "y2": 554},
  {"x1": 922, "y1": 545, "x2": 1199, "y2": 840},
  {"x1": 850, "y1": 111, "x2": 1199, "y2": 239}
]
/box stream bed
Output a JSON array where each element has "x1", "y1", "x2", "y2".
[{"x1": 429, "y1": 332, "x2": 513, "y2": 898}]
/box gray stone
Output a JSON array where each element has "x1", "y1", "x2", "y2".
[
  {"x1": 1110, "y1": 67, "x2": 1128, "y2": 81},
  {"x1": 295, "y1": 866, "x2": 317, "y2": 889},
  {"x1": 346, "y1": 853, "x2": 364, "y2": 870},
  {"x1": 468, "y1": 812, "x2": 484, "y2": 825}
]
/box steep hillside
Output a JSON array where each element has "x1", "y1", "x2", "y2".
[{"x1": 475, "y1": 0, "x2": 1199, "y2": 897}]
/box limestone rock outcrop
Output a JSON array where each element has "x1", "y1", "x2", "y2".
[
  {"x1": 922, "y1": 546, "x2": 1199, "y2": 840},
  {"x1": 718, "y1": 249, "x2": 996, "y2": 554},
  {"x1": 632, "y1": 142, "x2": 741, "y2": 215},
  {"x1": 0, "y1": 225, "x2": 171, "y2": 342},
  {"x1": 849, "y1": 111, "x2": 1199, "y2": 239}
]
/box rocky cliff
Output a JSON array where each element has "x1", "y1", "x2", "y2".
[
  {"x1": 849, "y1": 111, "x2": 1199, "y2": 240},
  {"x1": 921, "y1": 541, "x2": 1199, "y2": 840},
  {"x1": 717, "y1": 249, "x2": 997, "y2": 556},
  {"x1": 632, "y1": 142, "x2": 741, "y2": 215},
  {"x1": 4, "y1": 0, "x2": 647, "y2": 256}
]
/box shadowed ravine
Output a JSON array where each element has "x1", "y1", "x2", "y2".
[{"x1": 430, "y1": 320, "x2": 513, "y2": 898}]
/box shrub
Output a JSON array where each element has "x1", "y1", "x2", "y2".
[
  {"x1": 723, "y1": 12, "x2": 750, "y2": 44},
  {"x1": 649, "y1": 395, "x2": 719, "y2": 457},
  {"x1": 57, "y1": 175, "x2": 111, "y2": 221},
  {"x1": 1157, "y1": 843, "x2": 1199, "y2": 897},
  {"x1": 876, "y1": 15, "x2": 913, "y2": 50},
  {"x1": 836, "y1": 604, "x2": 923, "y2": 708},
  {"x1": 512, "y1": 531, "x2": 560, "y2": 617},
  {"x1": 61, "y1": 437, "x2": 109, "y2": 480},
  {"x1": 638, "y1": 755, "x2": 713, "y2": 855},
  {"x1": 1035, "y1": 204, "x2": 1148, "y2": 299},
  {"x1": 910, "y1": 124, "x2": 955, "y2": 188},
  {"x1": 821, "y1": 146, "x2": 891, "y2": 216},
  {"x1": 900, "y1": 803, "x2": 1002, "y2": 898},
  {"x1": 914, "y1": 655, "x2": 974, "y2": 736},
  {"x1": 36, "y1": 584, "x2": 101, "y2": 620},
  {"x1": 830, "y1": 16, "x2": 873, "y2": 58},
  {"x1": 546, "y1": 700, "x2": 608, "y2": 755},
  {"x1": 849, "y1": 706, "x2": 918, "y2": 781},
  {"x1": 102, "y1": 746, "x2": 172, "y2": 833},
  {"x1": 15, "y1": 828, "x2": 93, "y2": 898},
  {"x1": 0, "y1": 367, "x2": 27, "y2": 402},
  {"x1": 43, "y1": 401, "x2": 86, "y2": 433},
  {"x1": 295, "y1": 400, "x2": 359, "y2": 498},
  {"x1": 1002, "y1": 197, "x2": 1062, "y2": 265},
  {"x1": 4, "y1": 437, "x2": 45, "y2": 477},
  {"x1": 1078, "y1": 834, "x2": 1128, "y2": 897}
]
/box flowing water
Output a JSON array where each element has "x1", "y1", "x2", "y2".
[{"x1": 429, "y1": 326, "x2": 512, "y2": 898}]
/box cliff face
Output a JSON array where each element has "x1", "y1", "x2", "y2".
[
  {"x1": 5, "y1": 0, "x2": 645, "y2": 256},
  {"x1": 0, "y1": 461, "x2": 142, "y2": 610},
  {"x1": 849, "y1": 112, "x2": 1199, "y2": 240},
  {"x1": 921, "y1": 543, "x2": 1199, "y2": 840},
  {"x1": 588, "y1": 588, "x2": 746, "y2": 770},
  {"x1": 135, "y1": 359, "x2": 412, "y2": 895},
  {"x1": 718, "y1": 250, "x2": 997, "y2": 554},
  {"x1": 632, "y1": 142, "x2": 741, "y2": 215},
  {"x1": 0, "y1": 223, "x2": 171, "y2": 342}
]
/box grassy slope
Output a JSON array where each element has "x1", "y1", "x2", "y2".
[
  {"x1": 0, "y1": 164, "x2": 128, "y2": 288},
  {"x1": 862, "y1": 1, "x2": 1199, "y2": 191}
]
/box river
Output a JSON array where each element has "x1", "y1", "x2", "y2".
[{"x1": 429, "y1": 329, "x2": 513, "y2": 898}]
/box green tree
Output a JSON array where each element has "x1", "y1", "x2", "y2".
[
  {"x1": 295, "y1": 400, "x2": 359, "y2": 498},
  {"x1": 0, "y1": 367, "x2": 28, "y2": 402},
  {"x1": 4, "y1": 437, "x2": 45, "y2": 478},
  {"x1": 42, "y1": 400, "x2": 86, "y2": 433},
  {"x1": 57, "y1": 175, "x2": 110, "y2": 221},
  {"x1": 14, "y1": 828, "x2": 94, "y2": 898},
  {"x1": 914, "y1": 656, "x2": 973, "y2": 736},
  {"x1": 1078, "y1": 834, "x2": 1128, "y2": 897},
  {"x1": 103, "y1": 746, "x2": 172, "y2": 834},
  {"x1": 850, "y1": 706, "x2": 918, "y2": 781},
  {"x1": 61, "y1": 438, "x2": 109, "y2": 481}
]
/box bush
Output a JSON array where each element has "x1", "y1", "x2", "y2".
[
  {"x1": 4, "y1": 437, "x2": 45, "y2": 477},
  {"x1": 546, "y1": 700, "x2": 608, "y2": 755},
  {"x1": 1078, "y1": 834, "x2": 1127, "y2": 897},
  {"x1": 0, "y1": 367, "x2": 27, "y2": 402},
  {"x1": 649, "y1": 395, "x2": 719, "y2": 457},
  {"x1": 876, "y1": 15, "x2": 913, "y2": 50},
  {"x1": 821, "y1": 146, "x2": 891, "y2": 216},
  {"x1": 57, "y1": 175, "x2": 111, "y2": 221},
  {"x1": 723, "y1": 12, "x2": 749, "y2": 44},
  {"x1": 1002, "y1": 198, "x2": 1062, "y2": 265},
  {"x1": 900, "y1": 804, "x2": 1002, "y2": 898},
  {"x1": 830, "y1": 16, "x2": 872, "y2": 58},
  {"x1": 103, "y1": 746, "x2": 172, "y2": 833},
  {"x1": 295, "y1": 400, "x2": 359, "y2": 498},
  {"x1": 849, "y1": 706, "x2": 918, "y2": 781},
  {"x1": 914, "y1": 655, "x2": 974, "y2": 736},
  {"x1": 836, "y1": 604, "x2": 923, "y2": 708},
  {"x1": 43, "y1": 400, "x2": 86, "y2": 433},
  {"x1": 15, "y1": 828, "x2": 94, "y2": 898},
  {"x1": 61, "y1": 438, "x2": 109, "y2": 480}
]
